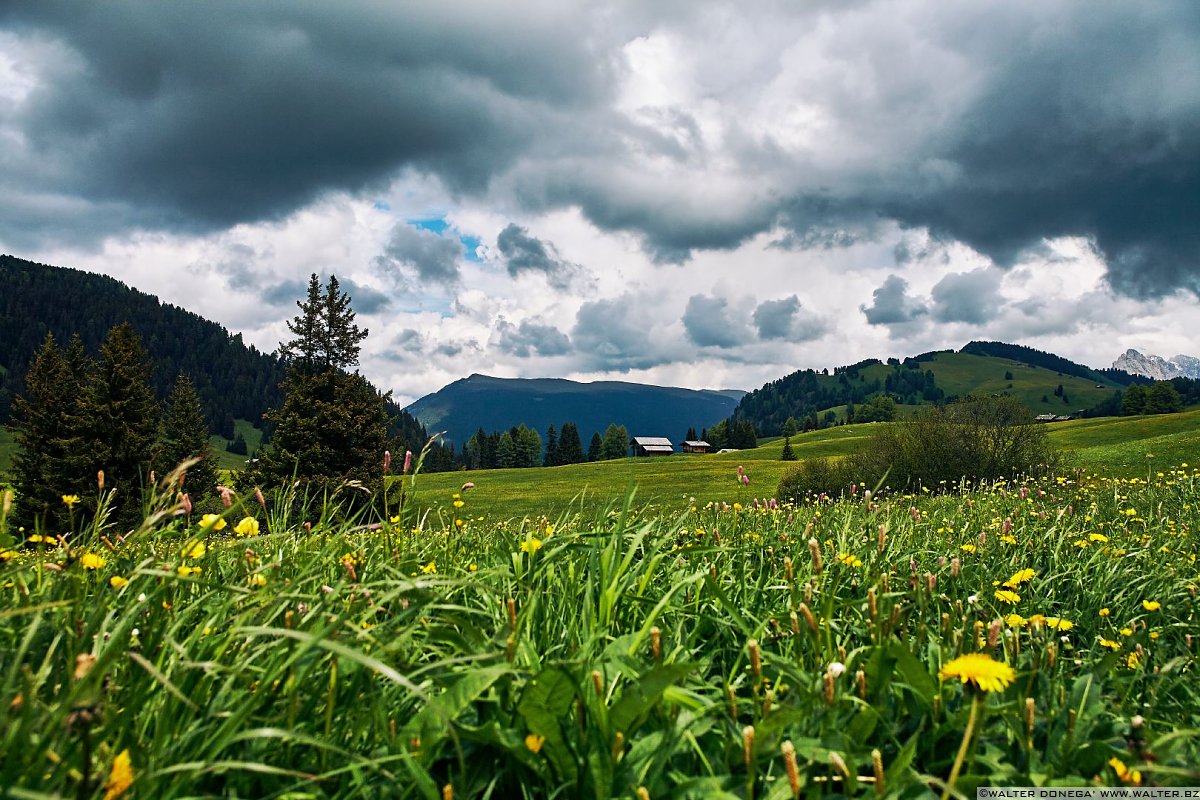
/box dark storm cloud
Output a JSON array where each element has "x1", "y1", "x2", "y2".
[
  {"x1": 860, "y1": 275, "x2": 928, "y2": 327},
  {"x1": 379, "y1": 224, "x2": 463, "y2": 285},
  {"x1": 681, "y1": 294, "x2": 752, "y2": 348},
  {"x1": 493, "y1": 318, "x2": 572, "y2": 358},
  {"x1": 496, "y1": 223, "x2": 589, "y2": 289},
  {"x1": 929, "y1": 268, "x2": 1003, "y2": 325},
  {"x1": 0, "y1": 1, "x2": 610, "y2": 243},
  {"x1": 752, "y1": 295, "x2": 829, "y2": 342},
  {"x1": 3, "y1": 2, "x2": 1198, "y2": 298}
]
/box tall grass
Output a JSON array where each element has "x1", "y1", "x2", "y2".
[{"x1": 1, "y1": 462, "x2": 1197, "y2": 797}]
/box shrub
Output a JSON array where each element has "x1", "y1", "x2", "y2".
[{"x1": 776, "y1": 456, "x2": 861, "y2": 501}]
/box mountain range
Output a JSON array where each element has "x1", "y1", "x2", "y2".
[
  {"x1": 1112, "y1": 349, "x2": 1200, "y2": 381},
  {"x1": 406, "y1": 374, "x2": 744, "y2": 448}
]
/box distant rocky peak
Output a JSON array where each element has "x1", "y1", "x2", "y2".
[{"x1": 1113, "y1": 349, "x2": 1200, "y2": 380}]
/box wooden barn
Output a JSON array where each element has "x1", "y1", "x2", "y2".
[
  {"x1": 681, "y1": 440, "x2": 711, "y2": 453},
  {"x1": 630, "y1": 436, "x2": 674, "y2": 456}
]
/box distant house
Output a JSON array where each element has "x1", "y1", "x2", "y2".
[
  {"x1": 630, "y1": 436, "x2": 674, "y2": 456},
  {"x1": 1035, "y1": 413, "x2": 1076, "y2": 423},
  {"x1": 1034, "y1": 414, "x2": 1057, "y2": 422},
  {"x1": 681, "y1": 440, "x2": 711, "y2": 453}
]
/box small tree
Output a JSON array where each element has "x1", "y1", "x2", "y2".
[
  {"x1": 544, "y1": 424, "x2": 559, "y2": 467},
  {"x1": 558, "y1": 422, "x2": 584, "y2": 464},
  {"x1": 780, "y1": 436, "x2": 796, "y2": 461},
  {"x1": 157, "y1": 374, "x2": 219, "y2": 500},
  {"x1": 587, "y1": 432, "x2": 603, "y2": 462},
  {"x1": 600, "y1": 423, "x2": 629, "y2": 460}
]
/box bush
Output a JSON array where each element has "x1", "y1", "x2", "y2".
[{"x1": 776, "y1": 396, "x2": 1059, "y2": 501}]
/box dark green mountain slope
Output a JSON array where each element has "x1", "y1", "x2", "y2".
[
  {"x1": 406, "y1": 374, "x2": 745, "y2": 448},
  {"x1": 734, "y1": 343, "x2": 1135, "y2": 435}
]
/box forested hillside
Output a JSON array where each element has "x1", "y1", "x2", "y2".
[
  {"x1": 0, "y1": 255, "x2": 284, "y2": 433},
  {"x1": 0, "y1": 256, "x2": 457, "y2": 472}
]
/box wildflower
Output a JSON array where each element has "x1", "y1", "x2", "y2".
[
  {"x1": 419, "y1": 561, "x2": 437, "y2": 574},
  {"x1": 960, "y1": 543, "x2": 976, "y2": 553},
  {"x1": 1099, "y1": 638, "x2": 1120, "y2": 650},
  {"x1": 520, "y1": 537, "x2": 543, "y2": 555},
  {"x1": 234, "y1": 517, "x2": 260, "y2": 537},
  {"x1": 1142, "y1": 600, "x2": 1160, "y2": 611},
  {"x1": 1120, "y1": 627, "x2": 1133, "y2": 636},
  {"x1": 994, "y1": 590, "x2": 1021, "y2": 605},
  {"x1": 1126, "y1": 652, "x2": 1141, "y2": 669},
  {"x1": 1043, "y1": 617, "x2": 1073, "y2": 631},
  {"x1": 199, "y1": 514, "x2": 226, "y2": 531},
  {"x1": 1099, "y1": 607, "x2": 1110, "y2": 617},
  {"x1": 468, "y1": 563, "x2": 478, "y2": 572},
  {"x1": 103, "y1": 749, "x2": 133, "y2": 800},
  {"x1": 1005, "y1": 614, "x2": 1027, "y2": 628},
  {"x1": 525, "y1": 733, "x2": 545, "y2": 753},
  {"x1": 109, "y1": 576, "x2": 129, "y2": 589},
  {"x1": 182, "y1": 541, "x2": 206, "y2": 559},
  {"x1": 938, "y1": 653, "x2": 1016, "y2": 693},
  {"x1": 1109, "y1": 756, "x2": 1142, "y2": 785},
  {"x1": 0, "y1": 549, "x2": 17, "y2": 562},
  {"x1": 177, "y1": 565, "x2": 202, "y2": 577},
  {"x1": 62, "y1": 494, "x2": 81, "y2": 509},
  {"x1": 837, "y1": 553, "x2": 862, "y2": 568},
  {"x1": 248, "y1": 573, "x2": 267, "y2": 588},
  {"x1": 1003, "y1": 568, "x2": 1035, "y2": 588},
  {"x1": 1089, "y1": 533, "x2": 1108, "y2": 542},
  {"x1": 403, "y1": 450, "x2": 413, "y2": 474},
  {"x1": 80, "y1": 552, "x2": 107, "y2": 570}
]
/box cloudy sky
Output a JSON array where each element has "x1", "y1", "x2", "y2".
[{"x1": 1, "y1": 1, "x2": 1197, "y2": 405}]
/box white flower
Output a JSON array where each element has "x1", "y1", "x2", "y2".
[
  {"x1": 967, "y1": 594, "x2": 979, "y2": 605},
  {"x1": 827, "y1": 662, "x2": 846, "y2": 678}
]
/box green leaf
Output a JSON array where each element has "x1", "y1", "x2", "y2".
[
  {"x1": 518, "y1": 666, "x2": 579, "y2": 783},
  {"x1": 609, "y1": 662, "x2": 697, "y2": 736}
]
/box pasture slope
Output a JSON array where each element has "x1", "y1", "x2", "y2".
[{"x1": 407, "y1": 409, "x2": 1200, "y2": 520}]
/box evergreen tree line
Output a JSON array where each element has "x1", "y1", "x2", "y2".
[
  {"x1": 6, "y1": 324, "x2": 220, "y2": 533},
  {"x1": 461, "y1": 421, "x2": 635, "y2": 470},
  {"x1": 1120, "y1": 380, "x2": 1190, "y2": 416},
  {"x1": 701, "y1": 417, "x2": 757, "y2": 450},
  {"x1": 0, "y1": 255, "x2": 286, "y2": 434}
]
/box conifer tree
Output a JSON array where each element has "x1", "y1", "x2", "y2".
[
  {"x1": 587, "y1": 432, "x2": 603, "y2": 462},
  {"x1": 157, "y1": 374, "x2": 219, "y2": 500},
  {"x1": 8, "y1": 334, "x2": 92, "y2": 533},
  {"x1": 87, "y1": 323, "x2": 160, "y2": 525},
  {"x1": 496, "y1": 431, "x2": 516, "y2": 468},
  {"x1": 780, "y1": 436, "x2": 796, "y2": 461},
  {"x1": 543, "y1": 424, "x2": 559, "y2": 467},
  {"x1": 600, "y1": 423, "x2": 629, "y2": 460},
  {"x1": 258, "y1": 275, "x2": 387, "y2": 499},
  {"x1": 558, "y1": 422, "x2": 584, "y2": 464}
]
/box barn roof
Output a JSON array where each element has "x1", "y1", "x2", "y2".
[
  {"x1": 682, "y1": 440, "x2": 710, "y2": 447},
  {"x1": 631, "y1": 436, "x2": 673, "y2": 446},
  {"x1": 640, "y1": 445, "x2": 674, "y2": 453}
]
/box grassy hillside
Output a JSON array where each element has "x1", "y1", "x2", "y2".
[
  {"x1": 918, "y1": 351, "x2": 1121, "y2": 410},
  {"x1": 408, "y1": 409, "x2": 1199, "y2": 520}
]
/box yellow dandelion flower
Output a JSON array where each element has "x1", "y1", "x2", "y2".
[
  {"x1": 1099, "y1": 638, "x2": 1120, "y2": 650},
  {"x1": 248, "y1": 573, "x2": 267, "y2": 588},
  {"x1": 419, "y1": 561, "x2": 437, "y2": 574},
  {"x1": 1044, "y1": 617, "x2": 1073, "y2": 631},
  {"x1": 938, "y1": 653, "x2": 1015, "y2": 693},
  {"x1": 468, "y1": 563, "x2": 478, "y2": 572},
  {"x1": 1108, "y1": 756, "x2": 1142, "y2": 785},
  {"x1": 0, "y1": 549, "x2": 18, "y2": 562},
  {"x1": 994, "y1": 590, "x2": 1021, "y2": 605},
  {"x1": 80, "y1": 552, "x2": 106, "y2": 570},
  {"x1": 1141, "y1": 600, "x2": 1160, "y2": 611},
  {"x1": 234, "y1": 517, "x2": 260, "y2": 537},
  {"x1": 520, "y1": 537, "x2": 543, "y2": 554},
  {"x1": 1000, "y1": 534, "x2": 1017, "y2": 545},
  {"x1": 182, "y1": 541, "x2": 206, "y2": 559},
  {"x1": 1126, "y1": 652, "x2": 1141, "y2": 669},
  {"x1": 109, "y1": 576, "x2": 129, "y2": 589},
  {"x1": 1005, "y1": 613, "x2": 1027, "y2": 628},
  {"x1": 198, "y1": 514, "x2": 226, "y2": 531},
  {"x1": 177, "y1": 565, "x2": 202, "y2": 577},
  {"x1": 960, "y1": 543, "x2": 977, "y2": 553},
  {"x1": 1003, "y1": 568, "x2": 1035, "y2": 588},
  {"x1": 1089, "y1": 533, "x2": 1108, "y2": 542},
  {"x1": 1120, "y1": 627, "x2": 1133, "y2": 636},
  {"x1": 524, "y1": 733, "x2": 545, "y2": 753},
  {"x1": 1027, "y1": 614, "x2": 1046, "y2": 627},
  {"x1": 1099, "y1": 607, "x2": 1110, "y2": 617},
  {"x1": 102, "y1": 748, "x2": 133, "y2": 800},
  {"x1": 453, "y1": 500, "x2": 464, "y2": 508},
  {"x1": 837, "y1": 553, "x2": 862, "y2": 568},
  {"x1": 62, "y1": 494, "x2": 81, "y2": 509}
]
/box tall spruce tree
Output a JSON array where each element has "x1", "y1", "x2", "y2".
[
  {"x1": 258, "y1": 275, "x2": 388, "y2": 498},
  {"x1": 157, "y1": 374, "x2": 219, "y2": 500},
  {"x1": 88, "y1": 323, "x2": 160, "y2": 525},
  {"x1": 587, "y1": 432, "x2": 603, "y2": 462},
  {"x1": 558, "y1": 422, "x2": 584, "y2": 464},
  {"x1": 8, "y1": 334, "x2": 93, "y2": 533},
  {"x1": 543, "y1": 424, "x2": 559, "y2": 467}
]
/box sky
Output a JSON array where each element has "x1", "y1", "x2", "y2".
[{"x1": 1, "y1": 1, "x2": 1197, "y2": 406}]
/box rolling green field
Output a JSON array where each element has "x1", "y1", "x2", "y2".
[{"x1": 408, "y1": 410, "x2": 1200, "y2": 521}]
